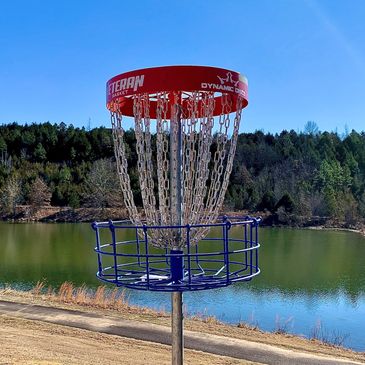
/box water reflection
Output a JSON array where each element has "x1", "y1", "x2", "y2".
[{"x1": 257, "y1": 228, "x2": 365, "y2": 302}]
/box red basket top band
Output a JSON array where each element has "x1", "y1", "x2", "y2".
[{"x1": 106, "y1": 65, "x2": 248, "y2": 118}]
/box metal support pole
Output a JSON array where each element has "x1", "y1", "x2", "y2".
[
  {"x1": 170, "y1": 100, "x2": 183, "y2": 365},
  {"x1": 170, "y1": 100, "x2": 183, "y2": 231},
  {"x1": 172, "y1": 291, "x2": 183, "y2": 365}
]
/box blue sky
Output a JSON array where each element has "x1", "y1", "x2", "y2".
[{"x1": 0, "y1": 0, "x2": 364, "y2": 134}]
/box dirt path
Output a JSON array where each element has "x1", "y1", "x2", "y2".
[
  {"x1": 0, "y1": 298, "x2": 364, "y2": 365},
  {"x1": 0, "y1": 315, "x2": 256, "y2": 365}
]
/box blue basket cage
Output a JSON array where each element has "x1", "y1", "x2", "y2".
[{"x1": 92, "y1": 216, "x2": 260, "y2": 292}]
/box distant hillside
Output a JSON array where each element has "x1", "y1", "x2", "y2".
[{"x1": 1, "y1": 122, "x2": 365, "y2": 226}]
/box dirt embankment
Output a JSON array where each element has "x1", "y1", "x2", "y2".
[
  {"x1": 3, "y1": 205, "x2": 129, "y2": 222},
  {"x1": 0, "y1": 315, "x2": 257, "y2": 365},
  {"x1": 4, "y1": 206, "x2": 365, "y2": 237},
  {"x1": 0, "y1": 289, "x2": 364, "y2": 365}
]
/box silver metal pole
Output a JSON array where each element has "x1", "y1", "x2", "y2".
[
  {"x1": 170, "y1": 104, "x2": 183, "y2": 231},
  {"x1": 170, "y1": 102, "x2": 183, "y2": 365},
  {"x1": 172, "y1": 291, "x2": 183, "y2": 365}
]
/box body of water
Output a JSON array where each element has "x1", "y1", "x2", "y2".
[{"x1": 1, "y1": 222, "x2": 364, "y2": 351}]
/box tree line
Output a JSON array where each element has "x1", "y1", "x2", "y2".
[{"x1": 0, "y1": 121, "x2": 364, "y2": 225}]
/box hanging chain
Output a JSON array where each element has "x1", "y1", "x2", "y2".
[{"x1": 111, "y1": 92, "x2": 244, "y2": 248}]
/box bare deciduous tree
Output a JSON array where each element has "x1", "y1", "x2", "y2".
[
  {"x1": 82, "y1": 158, "x2": 123, "y2": 209},
  {"x1": 0, "y1": 174, "x2": 22, "y2": 216},
  {"x1": 28, "y1": 177, "x2": 52, "y2": 214}
]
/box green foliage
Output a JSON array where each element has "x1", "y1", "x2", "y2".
[
  {"x1": 0, "y1": 136, "x2": 7, "y2": 151},
  {"x1": 275, "y1": 193, "x2": 295, "y2": 213},
  {"x1": 316, "y1": 159, "x2": 352, "y2": 217},
  {"x1": 0, "y1": 122, "x2": 364, "y2": 224},
  {"x1": 34, "y1": 143, "x2": 47, "y2": 162},
  {"x1": 232, "y1": 126, "x2": 365, "y2": 222},
  {"x1": 257, "y1": 192, "x2": 276, "y2": 212}
]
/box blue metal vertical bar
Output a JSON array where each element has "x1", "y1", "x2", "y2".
[
  {"x1": 186, "y1": 225, "x2": 191, "y2": 287},
  {"x1": 226, "y1": 222, "x2": 231, "y2": 284},
  {"x1": 170, "y1": 249, "x2": 184, "y2": 283},
  {"x1": 109, "y1": 220, "x2": 119, "y2": 284},
  {"x1": 244, "y1": 218, "x2": 248, "y2": 269},
  {"x1": 255, "y1": 219, "x2": 259, "y2": 273},
  {"x1": 165, "y1": 247, "x2": 169, "y2": 265},
  {"x1": 223, "y1": 216, "x2": 230, "y2": 284},
  {"x1": 222, "y1": 219, "x2": 225, "y2": 273},
  {"x1": 136, "y1": 227, "x2": 141, "y2": 266},
  {"x1": 143, "y1": 225, "x2": 150, "y2": 288},
  {"x1": 92, "y1": 223, "x2": 103, "y2": 276},
  {"x1": 249, "y1": 221, "x2": 253, "y2": 276}
]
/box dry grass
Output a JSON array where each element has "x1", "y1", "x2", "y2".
[
  {"x1": 0, "y1": 283, "x2": 171, "y2": 330},
  {"x1": 310, "y1": 320, "x2": 350, "y2": 348},
  {"x1": 274, "y1": 315, "x2": 294, "y2": 335},
  {"x1": 237, "y1": 322, "x2": 260, "y2": 331},
  {"x1": 188, "y1": 307, "x2": 223, "y2": 325},
  {"x1": 198, "y1": 315, "x2": 222, "y2": 325},
  {"x1": 18, "y1": 281, "x2": 168, "y2": 318},
  {"x1": 30, "y1": 280, "x2": 130, "y2": 312},
  {"x1": 31, "y1": 280, "x2": 46, "y2": 295}
]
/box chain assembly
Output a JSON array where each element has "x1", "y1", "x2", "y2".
[{"x1": 111, "y1": 91, "x2": 244, "y2": 248}]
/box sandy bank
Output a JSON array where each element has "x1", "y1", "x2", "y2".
[
  {"x1": 0, "y1": 289, "x2": 364, "y2": 364},
  {"x1": 0, "y1": 315, "x2": 258, "y2": 365}
]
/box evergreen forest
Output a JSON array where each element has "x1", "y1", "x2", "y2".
[{"x1": 0, "y1": 121, "x2": 364, "y2": 226}]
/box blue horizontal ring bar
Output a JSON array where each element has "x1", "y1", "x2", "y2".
[
  {"x1": 92, "y1": 216, "x2": 261, "y2": 292},
  {"x1": 92, "y1": 217, "x2": 261, "y2": 231},
  {"x1": 95, "y1": 242, "x2": 260, "y2": 258}
]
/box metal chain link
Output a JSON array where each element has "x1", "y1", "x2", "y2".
[{"x1": 111, "y1": 92, "x2": 244, "y2": 248}]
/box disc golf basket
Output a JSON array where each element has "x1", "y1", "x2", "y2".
[{"x1": 92, "y1": 66, "x2": 260, "y2": 365}]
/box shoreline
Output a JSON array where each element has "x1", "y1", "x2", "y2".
[
  {"x1": 2, "y1": 205, "x2": 365, "y2": 237},
  {"x1": 0, "y1": 286, "x2": 364, "y2": 364},
  {"x1": 305, "y1": 225, "x2": 365, "y2": 236}
]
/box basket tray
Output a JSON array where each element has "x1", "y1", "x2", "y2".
[{"x1": 92, "y1": 216, "x2": 260, "y2": 292}]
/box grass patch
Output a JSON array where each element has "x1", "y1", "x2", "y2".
[
  {"x1": 310, "y1": 320, "x2": 349, "y2": 348},
  {"x1": 274, "y1": 315, "x2": 294, "y2": 335},
  {"x1": 23, "y1": 280, "x2": 130, "y2": 311}
]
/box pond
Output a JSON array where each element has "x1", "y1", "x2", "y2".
[{"x1": 1, "y1": 222, "x2": 364, "y2": 351}]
